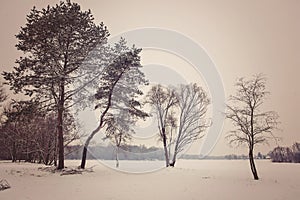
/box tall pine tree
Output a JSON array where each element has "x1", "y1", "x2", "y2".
[
  {"x1": 3, "y1": 1, "x2": 109, "y2": 169},
  {"x1": 80, "y1": 39, "x2": 149, "y2": 169}
]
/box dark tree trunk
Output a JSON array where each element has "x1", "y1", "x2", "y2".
[
  {"x1": 57, "y1": 105, "x2": 64, "y2": 169},
  {"x1": 169, "y1": 160, "x2": 176, "y2": 167},
  {"x1": 81, "y1": 76, "x2": 121, "y2": 169},
  {"x1": 162, "y1": 130, "x2": 169, "y2": 167},
  {"x1": 81, "y1": 123, "x2": 102, "y2": 169},
  {"x1": 249, "y1": 108, "x2": 259, "y2": 180},
  {"x1": 11, "y1": 142, "x2": 17, "y2": 162},
  {"x1": 170, "y1": 139, "x2": 180, "y2": 167},
  {"x1": 170, "y1": 153, "x2": 177, "y2": 167},
  {"x1": 54, "y1": 132, "x2": 58, "y2": 167},
  {"x1": 56, "y1": 76, "x2": 66, "y2": 170},
  {"x1": 80, "y1": 146, "x2": 88, "y2": 169},
  {"x1": 249, "y1": 149, "x2": 259, "y2": 180}
]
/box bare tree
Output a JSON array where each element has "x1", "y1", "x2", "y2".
[
  {"x1": 146, "y1": 85, "x2": 178, "y2": 167},
  {"x1": 104, "y1": 110, "x2": 134, "y2": 168},
  {"x1": 0, "y1": 100, "x2": 79, "y2": 164},
  {"x1": 269, "y1": 146, "x2": 293, "y2": 163},
  {"x1": 269, "y1": 143, "x2": 300, "y2": 163},
  {"x1": 291, "y1": 143, "x2": 300, "y2": 163},
  {"x1": 170, "y1": 83, "x2": 210, "y2": 166},
  {"x1": 226, "y1": 74, "x2": 279, "y2": 180}
]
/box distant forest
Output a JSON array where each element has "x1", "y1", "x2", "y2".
[
  {"x1": 65, "y1": 145, "x2": 165, "y2": 161},
  {"x1": 66, "y1": 143, "x2": 300, "y2": 162},
  {"x1": 1, "y1": 142, "x2": 299, "y2": 162}
]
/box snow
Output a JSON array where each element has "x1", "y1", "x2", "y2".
[{"x1": 0, "y1": 159, "x2": 299, "y2": 200}]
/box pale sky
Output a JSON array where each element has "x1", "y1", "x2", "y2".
[{"x1": 0, "y1": 0, "x2": 299, "y2": 156}]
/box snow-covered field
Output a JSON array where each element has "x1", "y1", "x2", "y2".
[{"x1": 0, "y1": 159, "x2": 299, "y2": 200}]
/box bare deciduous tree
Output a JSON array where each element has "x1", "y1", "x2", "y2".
[
  {"x1": 170, "y1": 83, "x2": 210, "y2": 166},
  {"x1": 146, "y1": 85, "x2": 178, "y2": 167},
  {"x1": 226, "y1": 74, "x2": 279, "y2": 180},
  {"x1": 269, "y1": 146, "x2": 293, "y2": 163},
  {"x1": 269, "y1": 143, "x2": 300, "y2": 163},
  {"x1": 104, "y1": 110, "x2": 134, "y2": 168},
  {"x1": 0, "y1": 100, "x2": 80, "y2": 164}
]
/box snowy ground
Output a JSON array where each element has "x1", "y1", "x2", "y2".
[{"x1": 0, "y1": 159, "x2": 299, "y2": 200}]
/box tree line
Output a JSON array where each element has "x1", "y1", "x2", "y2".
[
  {"x1": 0, "y1": 0, "x2": 287, "y2": 181},
  {"x1": 65, "y1": 144, "x2": 164, "y2": 161},
  {"x1": 269, "y1": 143, "x2": 300, "y2": 163}
]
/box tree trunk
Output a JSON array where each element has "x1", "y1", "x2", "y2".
[
  {"x1": 249, "y1": 149, "x2": 259, "y2": 180},
  {"x1": 115, "y1": 146, "x2": 119, "y2": 168},
  {"x1": 81, "y1": 123, "x2": 102, "y2": 169},
  {"x1": 170, "y1": 138, "x2": 180, "y2": 167},
  {"x1": 162, "y1": 132, "x2": 169, "y2": 167},
  {"x1": 11, "y1": 142, "x2": 17, "y2": 162},
  {"x1": 57, "y1": 106, "x2": 64, "y2": 169},
  {"x1": 170, "y1": 153, "x2": 177, "y2": 167},
  {"x1": 80, "y1": 146, "x2": 88, "y2": 169},
  {"x1": 249, "y1": 107, "x2": 259, "y2": 180},
  {"x1": 81, "y1": 72, "x2": 122, "y2": 169},
  {"x1": 54, "y1": 131, "x2": 58, "y2": 167}
]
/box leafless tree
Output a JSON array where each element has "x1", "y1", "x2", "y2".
[
  {"x1": 0, "y1": 100, "x2": 80, "y2": 164},
  {"x1": 269, "y1": 143, "x2": 300, "y2": 163},
  {"x1": 226, "y1": 74, "x2": 279, "y2": 180},
  {"x1": 269, "y1": 146, "x2": 293, "y2": 162},
  {"x1": 146, "y1": 84, "x2": 178, "y2": 167},
  {"x1": 291, "y1": 143, "x2": 300, "y2": 163},
  {"x1": 104, "y1": 110, "x2": 134, "y2": 168},
  {"x1": 170, "y1": 83, "x2": 210, "y2": 166}
]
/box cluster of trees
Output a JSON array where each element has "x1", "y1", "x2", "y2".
[
  {"x1": 146, "y1": 84, "x2": 210, "y2": 167},
  {"x1": 0, "y1": 1, "x2": 211, "y2": 170},
  {"x1": 0, "y1": 98, "x2": 79, "y2": 164},
  {"x1": 0, "y1": 1, "x2": 148, "y2": 170},
  {"x1": 269, "y1": 143, "x2": 300, "y2": 163},
  {"x1": 1, "y1": 1, "x2": 110, "y2": 169},
  {"x1": 0, "y1": 1, "x2": 285, "y2": 181}
]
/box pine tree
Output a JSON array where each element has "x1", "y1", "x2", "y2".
[
  {"x1": 2, "y1": 1, "x2": 109, "y2": 169},
  {"x1": 80, "y1": 39, "x2": 148, "y2": 169}
]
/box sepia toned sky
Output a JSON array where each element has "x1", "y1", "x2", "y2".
[{"x1": 0, "y1": 0, "x2": 299, "y2": 156}]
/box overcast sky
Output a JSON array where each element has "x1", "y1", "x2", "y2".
[{"x1": 0, "y1": 0, "x2": 299, "y2": 156}]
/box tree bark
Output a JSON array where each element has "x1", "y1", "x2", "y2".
[
  {"x1": 249, "y1": 149, "x2": 259, "y2": 180},
  {"x1": 57, "y1": 79, "x2": 65, "y2": 170},
  {"x1": 11, "y1": 142, "x2": 17, "y2": 162},
  {"x1": 249, "y1": 106, "x2": 259, "y2": 180},
  {"x1": 162, "y1": 131, "x2": 170, "y2": 167},
  {"x1": 170, "y1": 138, "x2": 180, "y2": 167},
  {"x1": 57, "y1": 105, "x2": 64, "y2": 169},
  {"x1": 170, "y1": 154, "x2": 177, "y2": 167},
  {"x1": 80, "y1": 123, "x2": 102, "y2": 169},
  {"x1": 80, "y1": 146, "x2": 88, "y2": 169},
  {"x1": 81, "y1": 71, "x2": 125, "y2": 169}
]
